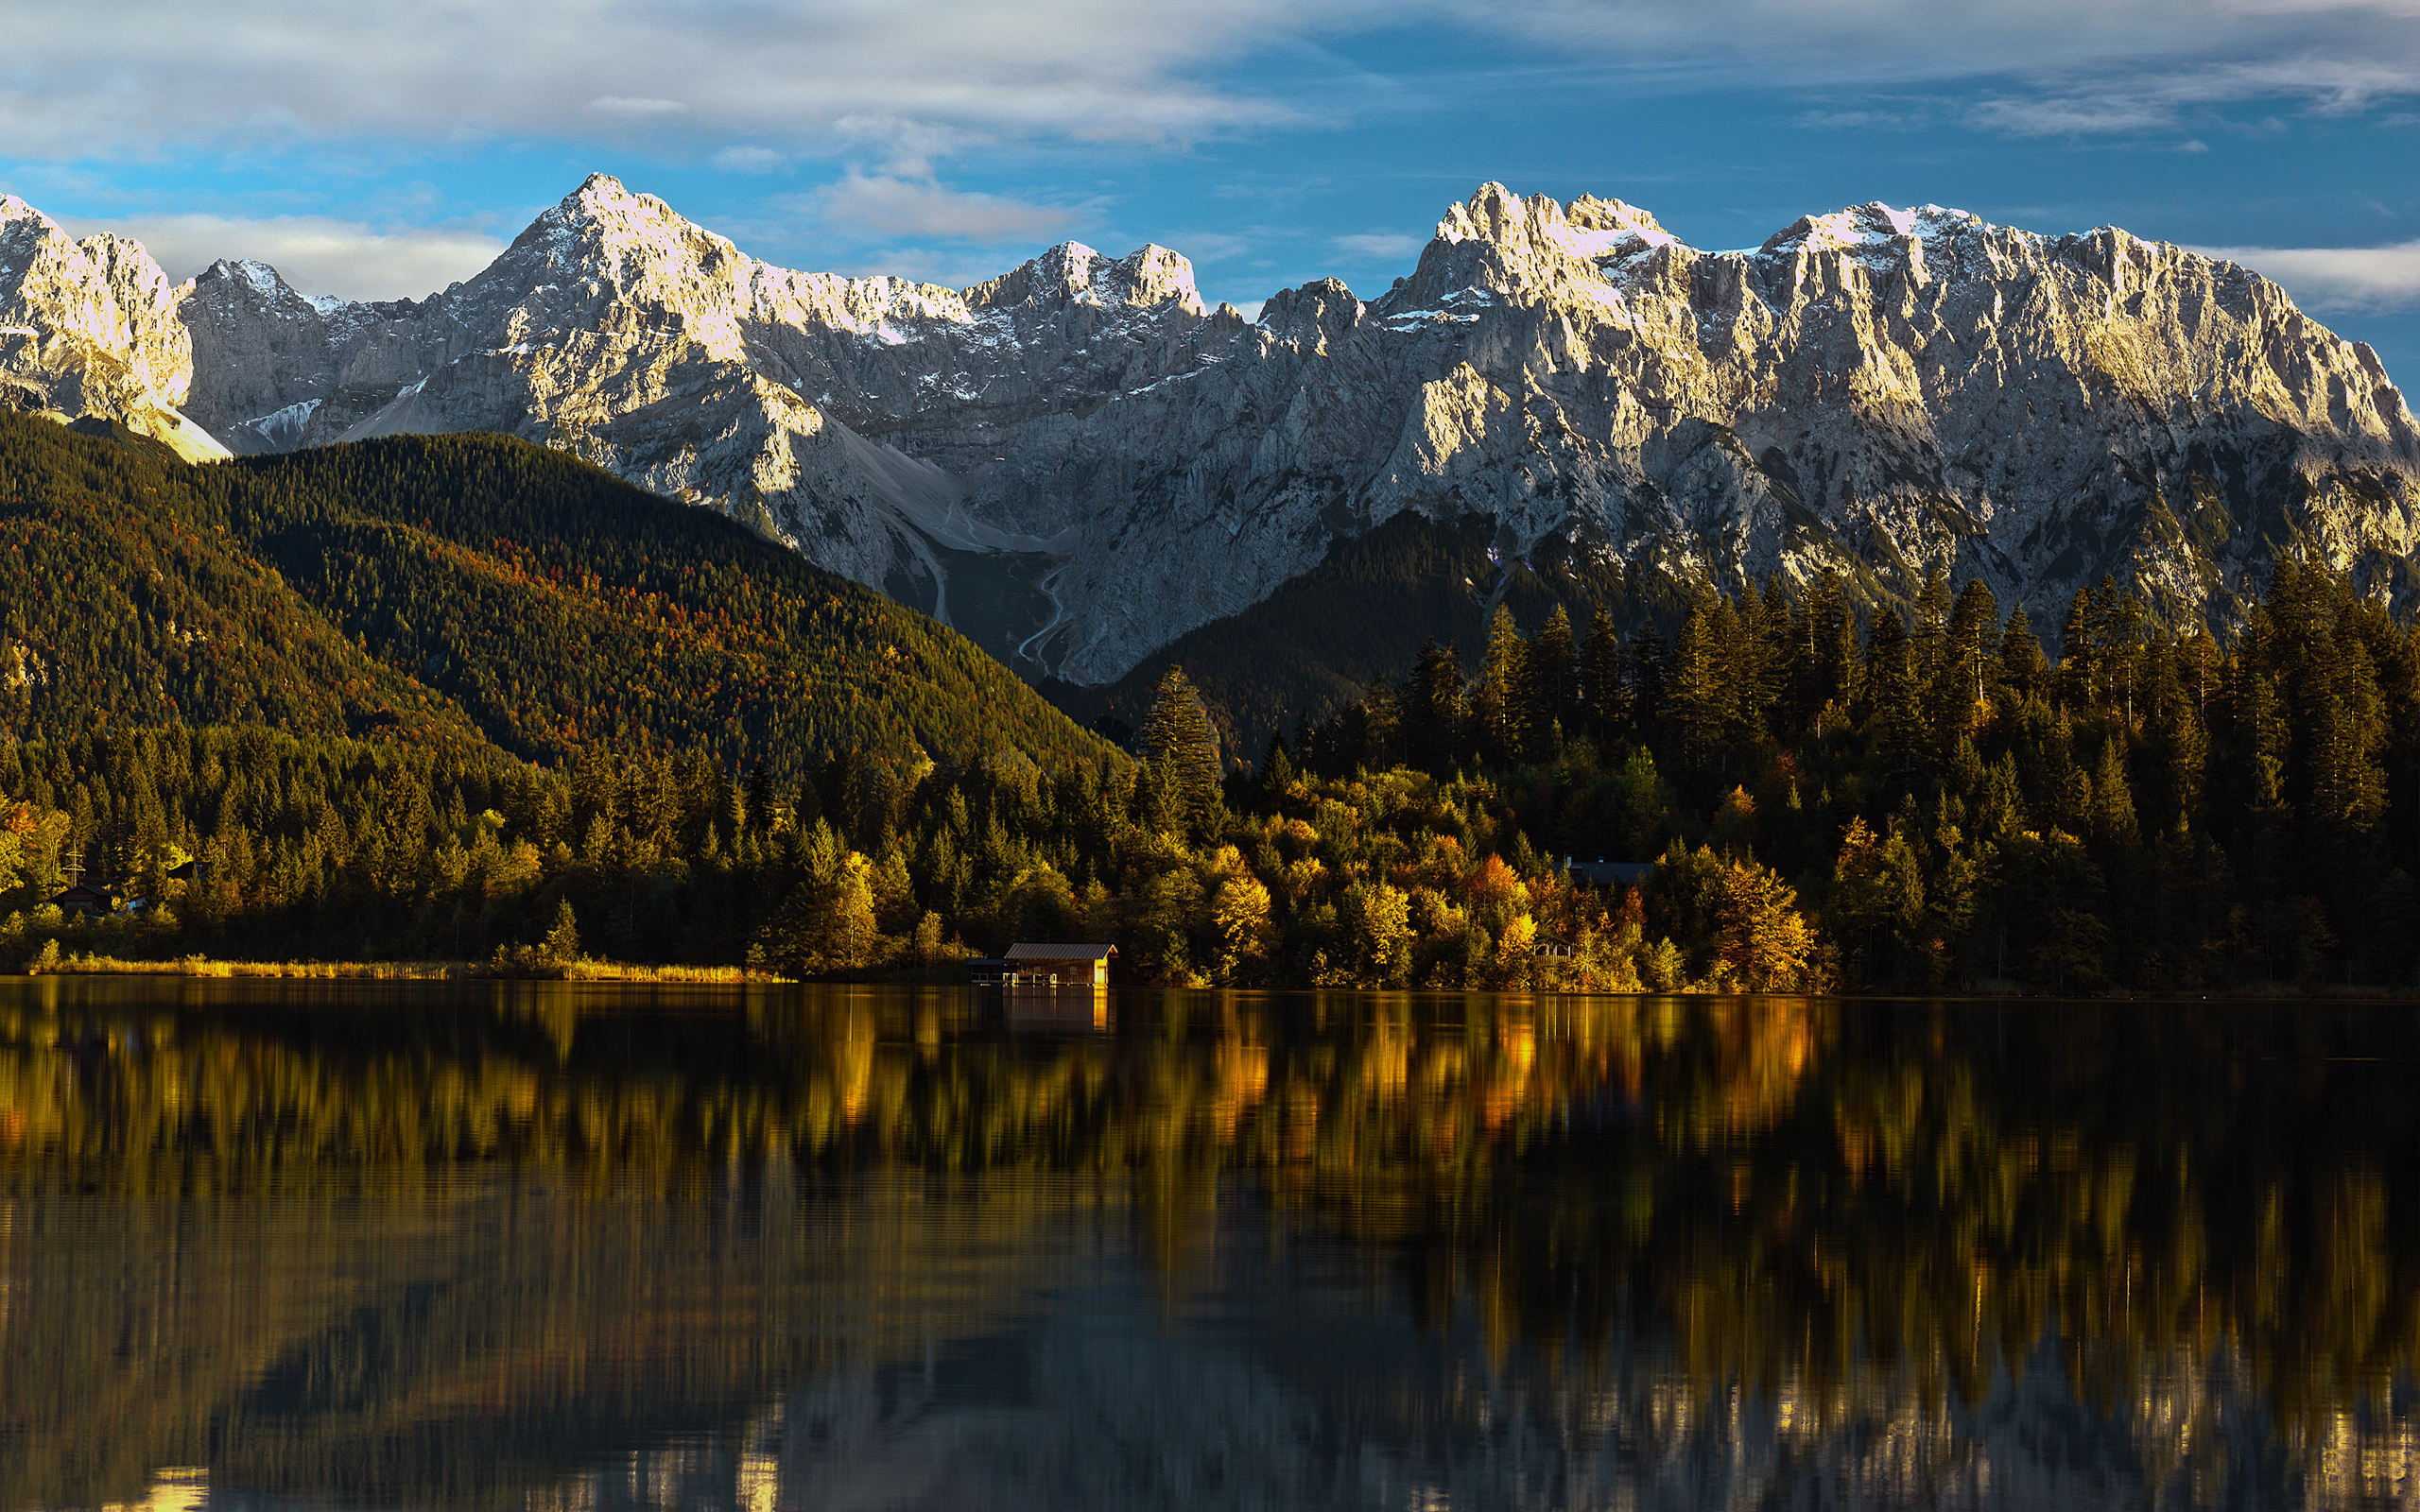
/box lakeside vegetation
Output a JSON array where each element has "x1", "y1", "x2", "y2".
[
  {"x1": 4, "y1": 548, "x2": 2416, "y2": 993},
  {"x1": 16, "y1": 951, "x2": 761, "y2": 982}
]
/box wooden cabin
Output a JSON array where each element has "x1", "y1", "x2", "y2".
[
  {"x1": 970, "y1": 943, "x2": 1117, "y2": 988},
  {"x1": 1565, "y1": 859, "x2": 1653, "y2": 889},
  {"x1": 47, "y1": 883, "x2": 116, "y2": 917}
]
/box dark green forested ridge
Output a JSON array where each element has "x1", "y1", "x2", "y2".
[
  {"x1": 0, "y1": 413, "x2": 1113, "y2": 778},
  {"x1": 0, "y1": 417, "x2": 489, "y2": 753},
  {"x1": 9, "y1": 557, "x2": 2420, "y2": 992},
  {"x1": 1048, "y1": 510, "x2": 1806, "y2": 761}
]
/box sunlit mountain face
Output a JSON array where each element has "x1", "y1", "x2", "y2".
[{"x1": 4, "y1": 980, "x2": 2416, "y2": 1510}]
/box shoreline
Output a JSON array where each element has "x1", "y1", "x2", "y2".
[
  {"x1": 4, "y1": 955, "x2": 2415, "y2": 999},
  {"x1": 16, "y1": 955, "x2": 769, "y2": 983}
]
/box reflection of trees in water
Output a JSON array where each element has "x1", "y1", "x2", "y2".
[{"x1": 4, "y1": 981, "x2": 2419, "y2": 1508}]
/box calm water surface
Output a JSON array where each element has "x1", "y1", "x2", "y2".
[{"x1": 4, "y1": 980, "x2": 2418, "y2": 1510}]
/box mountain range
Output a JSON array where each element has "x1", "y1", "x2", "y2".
[{"x1": 6, "y1": 174, "x2": 2417, "y2": 746}]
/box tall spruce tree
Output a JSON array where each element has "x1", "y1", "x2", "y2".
[
  {"x1": 1136, "y1": 665, "x2": 1223, "y2": 840},
  {"x1": 1528, "y1": 605, "x2": 1578, "y2": 752},
  {"x1": 1581, "y1": 610, "x2": 1625, "y2": 744},
  {"x1": 1475, "y1": 605, "x2": 1530, "y2": 765}
]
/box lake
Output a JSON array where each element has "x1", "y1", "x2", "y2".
[{"x1": 3, "y1": 979, "x2": 2416, "y2": 1510}]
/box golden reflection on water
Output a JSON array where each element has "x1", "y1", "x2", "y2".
[{"x1": 2, "y1": 979, "x2": 2417, "y2": 1509}]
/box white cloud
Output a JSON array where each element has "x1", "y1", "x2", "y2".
[
  {"x1": 61, "y1": 213, "x2": 506, "y2": 301},
  {"x1": 1967, "y1": 95, "x2": 2181, "y2": 137},
  {"x1": 2, "y1": 0, "x2": 2412, "y2": 170},
  {"x1": 1331, "y1": 230, "x2": 1424, "y2": 261},
  {"x1": 2191, "y1": 237, "x2": 2420, "y2": 311},
  {"x1": 803, "y1": 175, "x2": 1081, "y2": 243},
  {"x1": 1168, "y1": 232, "x2": 1253, "y2": 263},
  {"x1": 0, "y1": 0, "x2": 1353, "y2": 162},
  {"x1": 588, "y1": 95, "x2": 688, "y2": 117},
  {"x1": 713, "y1": 146, "x2": 785, "y2": 174}
]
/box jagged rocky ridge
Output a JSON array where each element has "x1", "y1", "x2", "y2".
[
  {"x1": 0, "y1": 197, "x2": 228, "y2": 464},
  {"x1": 6, "y1": 177, "x2": 2417, "y2": 682}
]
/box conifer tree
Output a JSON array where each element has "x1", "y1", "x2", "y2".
[
  {"x1": 1475, "y1": 605, "x2": 1530, "y2": 765},
  {"x1": 1999, "y1": 607, "x2": 2049, "y2": 702},
  {"x1": 1136, "y1": 665, "x2": 1223, "y2": 840},
  {"x1": 1671, "y1": 586, "x2": 1731, "y2": 767},
  {"x1": 1581, "y1": 610, "x2": 1624, "y2": 743},
  {"x1": 1627, "y1": 622, "x2": 1671, "y2": 747},
  {"x1": 1937, "y1": 577, "x2": 1999, "y2": 749},
  {"x1": 1527, "y1": 606, "x2": 1578, "y2": 750},
  {"x1": 1865, "y1": 609, "x2": 1926, "y2": 778},
  {"x1": 1403, "y1": 640, "x2": 1466, "y2": 772}
]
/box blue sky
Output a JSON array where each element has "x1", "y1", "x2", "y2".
[{"x1": 8, "y1": 0, "x2": 2419, "y2": 377}]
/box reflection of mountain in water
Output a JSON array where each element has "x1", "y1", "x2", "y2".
[
  {"x1": 5, "y1": 980, "x2": 2418, "y2": 1510},
  {"x1": 528, "y1": 1331, "x2": 2319, "y2": 1512}
]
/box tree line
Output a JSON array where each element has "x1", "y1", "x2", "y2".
[{"x1": 5, "y1": 552, "x2": 2417, "y2": 991}]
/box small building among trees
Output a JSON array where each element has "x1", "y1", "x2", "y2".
[
  {"x1": 970, "y1": 943, "x2": 1117, "y2": 988},
  {"x1": 47, "y1": 883, "x2": 116, "y2": 917},
  {"x1": 1566, "y1": 859, "x2": 1653, "y2": 889}
]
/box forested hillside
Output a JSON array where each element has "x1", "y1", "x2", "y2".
[
  {"x1": 1048, "y1": 511, "x2": 1750, "y2": 758},
  {"x1": 0, "y1": 414, "x2": 1114, "y2": 779},
  {"x1": 0, "y1": 418, "x2": 488, "y2": 751},
  {"x1": 7, "y1": 554, "x2": 2419, "y2": 992},
  {"x1": 220, "y1": 434, "x2": 1113, "y2": 775}
]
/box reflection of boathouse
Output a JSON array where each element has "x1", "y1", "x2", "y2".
[{"x1": 969, "y1": 943, "x2": 1115, "y2": 988}]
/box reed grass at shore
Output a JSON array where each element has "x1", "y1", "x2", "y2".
[{"x1": 20, "y1": 953, "x2": 770, "y2": 983}]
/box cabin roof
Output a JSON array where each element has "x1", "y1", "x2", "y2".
[
  {"x1": 1566, "y1": 860, "x2": 1653, "y2": 885},
  {"x1": 1004, "y1": 943, "x2": 1117, "y2": 961}
]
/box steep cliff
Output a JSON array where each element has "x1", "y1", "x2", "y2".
[{"x1": 0, "y1": 196, "x2": 228, "y2": 463}]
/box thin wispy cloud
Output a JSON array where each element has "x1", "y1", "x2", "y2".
[
  {"x1": 0, "y1": 0, "x2": 1353, "y2": 162},
  {"x1": 1332, "y1": 231, "x2": 1425, "y2": 261},
  {"x1": 712, "y1": 146, "x2": 785, "y2": 175},
  {"x1": 2193, "y1": 237, "x2": 2420, "y2": 311},
  {"x1": 801, "y1": 175, "x2": 1082, "y2": 245},
  {"x1": 59, "y1": 212, "x2": 505, "y2": 301}
]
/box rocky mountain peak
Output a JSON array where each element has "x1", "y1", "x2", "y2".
[
  {"x1": 0, "y1": 194, "x2": 58, "y2": 249},
  {"x1": 965, "y1": 241, "x2": 1205, "y2": 316},
  {"x1": 0, "y1": 201, "x2": 218, "y2": 458},
  {"x1": 1388, "y1": 181, "x2": 1679, "y2": 314},
  {"x1": 503, "y1": 171, "x2": 742, "y2": 288},
  {"x1": 1754, "y1": 202, "x2": 1988, "y2": 275},
  {"x1": 187, "y1": 257, "x2": 320, "y2": 314}
]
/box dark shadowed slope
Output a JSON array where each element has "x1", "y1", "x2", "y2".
[{"x1": 0, "y1": 415, "x2": 1116, "y2": 778}]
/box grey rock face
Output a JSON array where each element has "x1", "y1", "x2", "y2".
[
  {"x1": 0, "y1": 196, "x2": 227, "y2": 462},
  {"x1": 984, "y1": 186, "x2": 2420, "y2": 679},
  {"x1": 34, "y1": 174, "x2": 2420, "y2": 679}
]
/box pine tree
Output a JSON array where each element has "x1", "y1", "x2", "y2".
[
  {"x1": 1865, "y1": 609, "x2": 1926, "y2": 779},
  {"x1": 1527, "y1": 605, "x2": 1578, "y2": 750},
  {"x1": 1475, "y1": 605, "x2": 1530, "y2": 765},
  {"x1": 1999, "y1": 607, "x2": 2049, "y2": 703},
  {"x1": 1936, "y1": 577, "x2": 1999, "y2": 752},
  {"x1": 1258, "y1": 731, "x2": 1297, "y2": 799},
  {"x1": 1671, "y1": 586, "x2": 1731, "y2": 767},
  {"x1": 1581, "y1": 610, "x2": 1625, "y2": 743},
  {"x1": 1136, "y1": 665, "x2": 1223, "y2": 840},
  {"x1": 1403, "y1": 640, "x2": 1466, "y2": 773}
]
